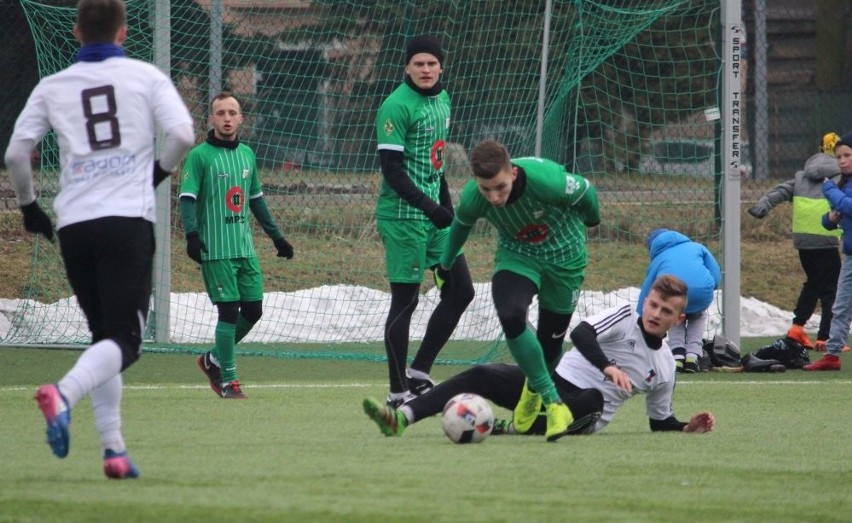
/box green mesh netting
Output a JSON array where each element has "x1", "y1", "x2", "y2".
[{"x1": 4, "y1": 0, "x2": 724, "y2": 364}]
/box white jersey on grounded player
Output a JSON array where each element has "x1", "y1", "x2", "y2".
[
  {"x1": 8, "y1": 56, "x2": 193, "y2": 229},
  {"x1": 555, "y1": 303, "x2": 677, "y2": 433}
]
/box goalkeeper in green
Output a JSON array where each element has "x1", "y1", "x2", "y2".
[
  {"x1": 179, "y1": 92, "x2": 294, "y2": 399},
  {"x1": 437, "y1": 139, "x2": 600, "y2": 441}
]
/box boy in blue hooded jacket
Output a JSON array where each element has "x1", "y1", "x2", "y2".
[
  {"x1": 806, "y1": 131, "x2": 852, "y2": 371},
  {"x1": 637, "y1": 229, "x2": 721, "y2": 372}
]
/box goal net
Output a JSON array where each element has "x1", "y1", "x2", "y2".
[{"x1": 4, "y1": 0, "x2": 726, "y2": 363}]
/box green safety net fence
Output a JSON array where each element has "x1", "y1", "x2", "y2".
[{"x1": 3, "y1": 0, "x2": 723, "y2": 365}]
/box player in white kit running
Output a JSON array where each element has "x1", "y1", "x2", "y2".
[{"x1": 4, "y1": 0, "x2": 194, "y2": 479}]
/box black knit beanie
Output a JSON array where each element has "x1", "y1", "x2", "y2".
[
  {"x1": 835, "y1": 131, "x2": 852, "y2": 152},
  {"x1": 405, "y1": 35, "x2": 444, "y2": 64}
]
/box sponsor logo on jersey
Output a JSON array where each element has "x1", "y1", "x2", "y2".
[
  {"x1": 70, "y1": 154, "x2": 136, "y2": 182},
  {"x1": 645, "y1": 369, "x2": 656, "y2": 383},
  {"x1": 242, "y1": 168, "x2": 249, "y2": 179},
  {"x1": 225, "y1": 186, "x2": 245, "y2": 213},
  {"x1": 217, "y1": 172, "x2": 228, "y2": 178},
  {"x1": 515, "y1": 223, "x2": 549, "y2": 244},
  {"x1": 533, "y1": 210, "x2": 545, "y2": 219},
  {"x1": 430, "y1": 139, "x2": 446, "y2": 170},
  {"x1": 425, "y1": 126, "x2": 434, "y2": 134},
  {"x1": 225, "y1": 215, "x2": 246, "y2": 225}
]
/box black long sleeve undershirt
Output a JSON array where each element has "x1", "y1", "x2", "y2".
[
  {"x1": 378, "y1": 149, "x2": 444, "y2": 214},
  {"x1": 568, "y1": 321, "x2": 612, "y2": 372},
  {"x1": 649, "y1": 416, "x2": 687, "y2": 432}
]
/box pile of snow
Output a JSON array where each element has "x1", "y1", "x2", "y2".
[{"x1": 0, "y1": 285, "x2": 813, "y2": 345}]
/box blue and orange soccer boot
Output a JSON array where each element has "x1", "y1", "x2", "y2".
[
  {"x1": 103, "y1": 449, "x2": 140, "y2": 479},
  {"x1": 34, "y1": 384, "x2": 71, "y2": 458}
]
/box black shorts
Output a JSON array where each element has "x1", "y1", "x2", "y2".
[{"x1": 58, "y1": 217, "x2": 154, "y2": 352}]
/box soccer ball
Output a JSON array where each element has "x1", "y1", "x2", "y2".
[{"x1": 441, "y1": 393, "x2": 494, "y2": 444}]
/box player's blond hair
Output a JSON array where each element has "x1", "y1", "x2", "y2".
[
  {"x1": 470, "y1": 139, "x2": 511, "y2": 180},
  {"x1": 76, "y1": 0, "x2": 126, "y2": 44}
]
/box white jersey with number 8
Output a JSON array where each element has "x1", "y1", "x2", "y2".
[{"x1": 9, "y1": 56, "x2": 193, "y2": 229}]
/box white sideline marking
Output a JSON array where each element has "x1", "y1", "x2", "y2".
[
  {"x1": 677, "y1": 380, "x2": 852, "y2": 385},
  {"x1": 0, "y1": 383, "x2": 377, "y2": 393},
  {"x1": 127, "y1": 383, "x2": 375, "y2": 390},
  {"x1": 2, "y1": 380, "x2": 851, "y2": 394}
]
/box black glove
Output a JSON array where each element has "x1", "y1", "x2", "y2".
[
  {"x1": 747, "y1": 204, "x2": 769, "y2": 219},
  {"x1": 433, "y1": 266, "x2": 452, "y2": 299},
  {"x1": 20, "y1": 201, "x2": 54, "y2": 242},
  {"x1": 153, "y1": 161, "x2": 171, "y2": 188},
  {"x1": 273, "y1": 236, "x2": 294, "y2": 259},
  {"x1": 186, "y1": 231, "x2": 207, "y2": 264},
  {"x1": 426, "y1": 205, "x2": 454, "y2": 229}
]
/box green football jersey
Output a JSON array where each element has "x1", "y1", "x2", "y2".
[
  {"x1": 450, "y1": 157, "x2": 599, "y2": 269},
  {"x1": 375, "y1": 82, "x2": 451, "y2": 220},
  {"x1": 179, "y1": 142, "x2": 262, "y2": 260}
]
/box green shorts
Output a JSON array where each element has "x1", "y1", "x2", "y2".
[
  {"x1": 494, "y1": 248, "x2": 585, "y2": 314},
  {"x1": 377, "y1": 219, "x2": 449, "y2": 284},
  {"x1": 201, "y1": 257, "x2": 264, "y2": 303}
]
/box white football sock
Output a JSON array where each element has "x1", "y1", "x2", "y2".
[
  {"x1": 399, "y1": 405, "x2": 415, "y2": 424},
  {"x1": 57, "y1": 339, "x2": 123, "y2": 407},
  {"x1": 90, "y1": 374, "x2": 126, "y2": 454}
]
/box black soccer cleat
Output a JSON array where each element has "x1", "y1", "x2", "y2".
[
  {"x1": 385, "y1": 392, "x2": 415, "y2": 409},
  {"x1": 197, "y1": 352, "x2": 223, "y2": 397},
  {"x1": 407, "y1": 376, "x2": 435, "y2": 396},
  {"x1": 406, "y1": 369, "x2": 435, "y2": 396},
  {"x1": 221, "y1": 380, "x2": 248, "y2": 399},
  {"x1": 682, "y1": 359, "x2": 700, "y2": 374}
]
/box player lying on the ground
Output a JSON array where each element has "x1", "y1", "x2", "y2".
[{"x1": 363, "y1": 274, "x2": 716, "y2": 436}]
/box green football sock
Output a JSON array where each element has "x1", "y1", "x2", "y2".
[
  {"x1": 234, "y1": 313, "x2": 255, "y2": 345},
  {"x1": 216, "y1": 321, "x2": 238, "y2": 383},
  {"x1": 505, "y1": 327, "x2": 560, "y2": 404}
]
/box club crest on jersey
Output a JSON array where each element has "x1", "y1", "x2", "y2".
[
  {"x1": 564, "y1": 176, "x2": 581, "y2": 195},
  {"x1": 383, "y1": 119, "x2": 395, "y2": 136}
]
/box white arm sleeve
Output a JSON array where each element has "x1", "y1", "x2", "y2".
[
  {"x1": 4, "y1": 139, "x2": 37, "y2": 205},
  {"x1": 158, "y1": 123, "x2": 195, "y2": 172}
]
